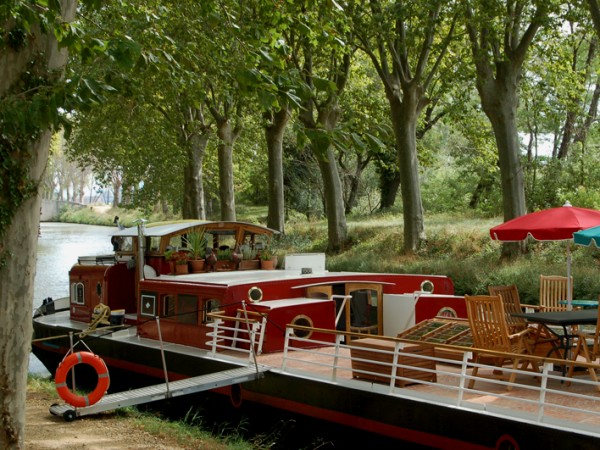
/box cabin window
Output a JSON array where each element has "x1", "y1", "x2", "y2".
[
  {"x1": 203, "y1": 298, "x2": 221, "y2": 323},
  {"x1": 162, "y1": 294, "x2": 176, "y2": 318},
  {"x1": 140, "y1": 293, "x2": 157, "y2": 317},
  {"x1": 167, "y1": 234, "x2": 186, "y2": 250},
  {"x1": 71, "y1": 282, "x2": 85, "y2": 305},
  {"x1": 205, "y1": 230, "x2": 237, "y2": 251},
  {"x1": 177, "y1": 294, "x2": 198, "y2": 325},
  {"x1": 148, "y1": 236, "x2": 161, "y2": 254},
  {"x1": 120, "y1": 237, "x2": 133, "y2": 252}
]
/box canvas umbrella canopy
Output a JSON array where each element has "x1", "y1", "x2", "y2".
[
  {"x1": 573, "y1": 225, "x2": 600, "y2": 247},
  {"x1": 490, "y1": 202, "x2": 600, "y2": 308}
]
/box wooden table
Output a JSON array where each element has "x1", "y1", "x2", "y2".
[
  {"x1": 512, "y1": 309, "x2": 598, "y2": 372},
  {"x1": 559, "y1": 299, "x2": 599, "y2": 309}
]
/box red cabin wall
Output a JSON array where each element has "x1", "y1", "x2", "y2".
[
  {"x1": 104, "y1": 263, "x2": 136, "y2": 314},
  {"x1": 69, "y1": 265, "x2": 106, "y2": 322},
  {"x1": 247, "y1": 299, "x2": 337, "y2": 353},
  {"x1": 135, "y1": 272, "x2": 459, "y2": 350}
]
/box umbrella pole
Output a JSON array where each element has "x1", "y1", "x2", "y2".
[{"x1": 567, "y1": 243, "x2": 572, "y2": 311}]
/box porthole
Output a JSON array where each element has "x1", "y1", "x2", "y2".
[
  {"x1": 291, "y1": 314, "x2": 313, "y2": 339},
  {"x1": 248, "y1": 286, "x2": 263, "y2": 303},
  {"x1": 420, "y1": 280, "x2": 434, "y2": 293}
]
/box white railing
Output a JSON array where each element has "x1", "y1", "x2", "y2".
[
  {"x1": 204, "y1": 318, "x2": 600, "y2": 437},
  {"x1": 278, "y1": 325, "x2": 600, "y2": 436},
  {"x1": 205, "y1": 308, "x2": 265, "y2": 363}
]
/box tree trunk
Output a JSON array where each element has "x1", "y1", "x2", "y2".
[
  {"x1": 216, "y1": 119, "x2": 239, "y2": 221},
  {"x1": 182, "y1": 132, "x2": 209, "y2": 219},
  {"x1": 315, "y1": 146, "x2": 347, "y2": 252},
  {"x1": 589, "y1": 0, "x2": 600, "y2": 40},
  {"x1": 265, "y1": 107, "x2": 290, "y2": 233},
  {"x1": 574, "y1": 76, "x2": 600, "y2": 146},
  {"x1": 0, "y1": 2, "x2": 76, "y2": 448},
  {"x1": 379, "y1": 168, "x2": 401, "y2": 210},
  {"x1": 304, "y1": 99, "x2": 348, "y2": 252},
  {"x1": 478, "y1": 68, "x2": 527, "y2": 224},
  {"x1": 389, "y1": 89, "x2": 426, "y2": 252},
  {"x1": 343, "y1": 152, "x2": 370, "y2": 215},
  {"x1": 478, "y1": 69, "x2": 528, "y2": 258},
  {"x1": 557, "y1": 109, "x2": 577, "y2": 160}
]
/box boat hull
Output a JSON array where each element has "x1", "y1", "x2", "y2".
[{"x1": 32, "y1": 317, "x2": 600, "y2": 450}]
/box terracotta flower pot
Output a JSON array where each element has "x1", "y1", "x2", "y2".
[
  {"x1": 260, "y1": 257, "x2": 277, "y2": 270},
  {"x1": 175, "y1": 263, "x2": 189, "y2": 274},
  {"x1": 215, "y1": 260, "x2": 235, "y2": 271},
  {"x1": 189, "y1": 259, "x2": 205, "y2": 273},
  {"x1": 239, "y1": 260, "x2": 260, "y2": 270}
]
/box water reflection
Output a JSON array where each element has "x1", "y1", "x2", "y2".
[{"x1": 31, "y1": 222, "x2": 114, "y2": 375}]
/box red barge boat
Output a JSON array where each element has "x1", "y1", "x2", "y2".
[{"x1": 31, "y1": 220, "x2": 600, "y2": 449}]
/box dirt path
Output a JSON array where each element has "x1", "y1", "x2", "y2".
[{"x1": 24, "y1": 389, "x2": 223, "y2": 450}]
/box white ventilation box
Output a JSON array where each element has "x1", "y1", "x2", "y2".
[{"x1": 284, "y1": 253, "x2": 326, "y2": 274}]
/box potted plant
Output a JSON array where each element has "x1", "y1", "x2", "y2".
[
  {"x1": 187, "y1": 231, "x2": 207, "y2": 273},
  {"x1": 164, "y1": 248, "x2": 179, "y2": 273},
  {"x1": 215, "y1": 248, "x2": 235, "y2": 271},
  {"x1": 239, "y1": 246, "x2": 259, "y2": 270},
  {"x1": 260, "y1": 247, "x2": 277, "y2": 270},
  {"x1": 174, "y1": 250, "x2": 190, "y2": 274}
]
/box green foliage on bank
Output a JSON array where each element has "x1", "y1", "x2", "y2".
[{"x1": 279, "y1": 211, "x2": 600, "y2": 306}]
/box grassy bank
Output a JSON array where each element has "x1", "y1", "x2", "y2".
[
  {"x1": 57, "y1": 205, "x2": 600, "y2": 306},
  {"x1": 27, "y1": 375, "x2": 257, "y2": 449}
]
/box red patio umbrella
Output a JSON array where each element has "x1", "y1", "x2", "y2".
[{"x1": 490, "y1": 202, "x2": 600, "y2": 308}]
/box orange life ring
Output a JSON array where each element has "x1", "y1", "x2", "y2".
[{"x1": 55, "y1": 352, "x2": 110, "y2": 407}]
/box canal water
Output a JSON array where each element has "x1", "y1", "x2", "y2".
[{"x1": 30, "y1": 222, "x2": 114, "y2": 375}]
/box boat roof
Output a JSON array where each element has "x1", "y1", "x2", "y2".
[
  {"x1": 144, "y1": 268, "x2": 448, "y2": 288},
  {"x1": 112, "y1": 220, "x2": 278, "y2": 238}
]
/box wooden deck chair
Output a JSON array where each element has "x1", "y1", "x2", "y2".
[
  {"x1": 488, "y1": 284, "x2": 561, "y2": 357},
  {"x1": 465, "y1": 295, "x2": 539, "y2": 391},
  {"x1": 539, "y1": 275, "x2": 573, "y2": 312},
  {"x1": 488, "y1": 284, "x2": 527, "y2": 333},
  {"x1": 344, "y1": 283, "x2": 383, "y2": 340},
  {"x1": 567, "y1": 305, "x2": 600, "y2": 391}
]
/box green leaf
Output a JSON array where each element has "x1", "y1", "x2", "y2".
[{"x1": 312, "y1": 76, "x2": 337, "y2": 93}]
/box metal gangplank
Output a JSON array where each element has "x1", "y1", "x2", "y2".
[{"x1": 50, "y1": 365, "x2": 267, "y2": 421}]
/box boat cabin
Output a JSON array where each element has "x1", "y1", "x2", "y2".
[
  {"x1": 68, "y1": 220, "x2": 277, "y2": 322},
  {"x1": 66, "y1": 221, "x2": 466, "y2": 354}
]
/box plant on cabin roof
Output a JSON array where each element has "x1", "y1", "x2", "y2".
[
  {"x1": 165, "y1": 249, "x2": 190, "y2": 264},
  {"x1": 187, "y1": 231, "x2": 207, "y2": 260},
  {"x1": 260, "y1": 246, "x2": 274, "y2": 260},
  {"x1": 217, "y1": 248, "x2": 233, "y2": 261},
  {"x1": 241, "y1": 246, "x2": 257, "y2": 260}
]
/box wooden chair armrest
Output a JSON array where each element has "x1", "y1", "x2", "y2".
[
  {"x1": 509, "y1": 328, "x2": 535, "y2": 340},
  {"x1": 524, "y1": 305, "x2": 541, "y2": 311}
]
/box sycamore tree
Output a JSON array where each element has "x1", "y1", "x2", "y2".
[
  {"x1": 1, "y1": 1, "x2": 78, "y2": 447},
  {"x1": 348, "y1": 0, "x2": 458, "y2": 252},
  {"x1": 464, "y1": 0, "x2": 549, "y2": 238},
  {"x1": 283, "y1": 1, "x2": 355, "y2": 252}
]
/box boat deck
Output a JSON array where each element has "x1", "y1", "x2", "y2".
[{"x1": 205, "y1": 320, "x2": 600, "y2": 438}]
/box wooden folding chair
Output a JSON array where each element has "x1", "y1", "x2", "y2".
[
  {"x1": 539, "y1": 275, "x2": 573, "y2": 311},
  {"x1": 489, "y1": 284, "x2": 560, "y2": 356},
  {"x1": 567, "y1": 306, "x2": 600, "y2": 391},
  {"x1": 488, "y1": 284, "x2": 527, "y2": 333},
  {"x1": 465, "y1": 295, "x2": 539, "y2": 390}
]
